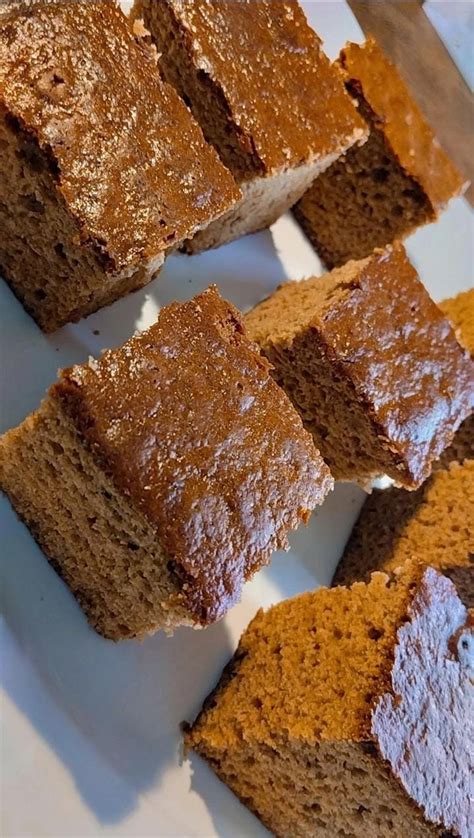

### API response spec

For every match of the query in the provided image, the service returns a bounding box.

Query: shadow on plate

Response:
[0,495,235,825]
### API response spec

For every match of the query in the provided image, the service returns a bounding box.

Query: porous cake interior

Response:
[440,288,474,354]
[245,264,407,485]
[334,459,474,607]
[0,110,158,331]
[188,571,436,837]
[0,395,189,638]
[294,98,432,269]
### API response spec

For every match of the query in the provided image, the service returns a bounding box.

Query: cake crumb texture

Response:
[334,459,474,607]
[187,566,472,836]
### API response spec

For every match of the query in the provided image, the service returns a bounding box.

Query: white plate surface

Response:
[1,3,473,836]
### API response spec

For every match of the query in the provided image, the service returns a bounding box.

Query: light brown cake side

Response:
[0,287,331,638]
[439,288,474,354]
[186,567,472,837]
[0,394,190,639]
[0,2,239,330]
[333,460,474,607]
[133,0,367,252]
[294,37,465,268]
[245,245,474,488]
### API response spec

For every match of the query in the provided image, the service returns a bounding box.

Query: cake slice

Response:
[186,565,473,837]
[334,459,473,607]
[0,1,239,331]
[132,0,367,252]
[0,287,331,639]
[245,243,474,488]
[294,37,466,268]
[437,288,474,466]
[334,287,474,605]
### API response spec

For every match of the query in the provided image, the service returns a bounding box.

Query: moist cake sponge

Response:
[245,244,474,488]
[0,1,239,331]
[0,287,331,639]
[294,37,466,268]
[334,459,474,607]
[133,0,367,252]
[186,565,473,837]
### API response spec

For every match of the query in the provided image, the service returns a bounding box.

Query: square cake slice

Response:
[133,0,367,252]
[186,566,473,837]
[437,287,474,468]
[294,37,466,268]
[0,287,332,639]
[245,244,474,488]
[0,1,239,331]
[334,459,474,607]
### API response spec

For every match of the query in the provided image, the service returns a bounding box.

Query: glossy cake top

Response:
[340,38,466,209]
[53,287,332,624]
[247,244,474,487]
[0,0,239,271]
[158,0,367,174]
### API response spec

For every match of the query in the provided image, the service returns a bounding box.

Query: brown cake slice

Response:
[334,286,474,604]
[0,287,332,639]
[186,565,473,837]
[0,1,239,331]
[437,288,474,466]
[333,460,474,607]
[294,37,466,268]
[132,0,367,252]
[245,243,474,488]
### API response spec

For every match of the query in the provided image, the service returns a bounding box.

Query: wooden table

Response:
[348,0,474,205]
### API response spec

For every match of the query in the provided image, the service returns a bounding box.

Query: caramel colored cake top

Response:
[247,244,474,487]
[340,38,466,209]
[159,0,367,175]
[53,287,331,624]
[0,1,239,272]
[440,288,474,356]
[188,567,472,836]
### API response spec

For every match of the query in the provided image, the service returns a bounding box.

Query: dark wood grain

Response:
[348,1,474,205]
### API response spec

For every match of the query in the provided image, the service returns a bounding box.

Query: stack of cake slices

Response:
[0,2,472,837]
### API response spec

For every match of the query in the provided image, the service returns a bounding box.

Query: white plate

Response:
[1,3,473,836]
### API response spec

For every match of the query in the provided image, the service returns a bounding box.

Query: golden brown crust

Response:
[340,38,466,210]
[53,287,332,624]
[0,0,239,272]
[145,0,367,178]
